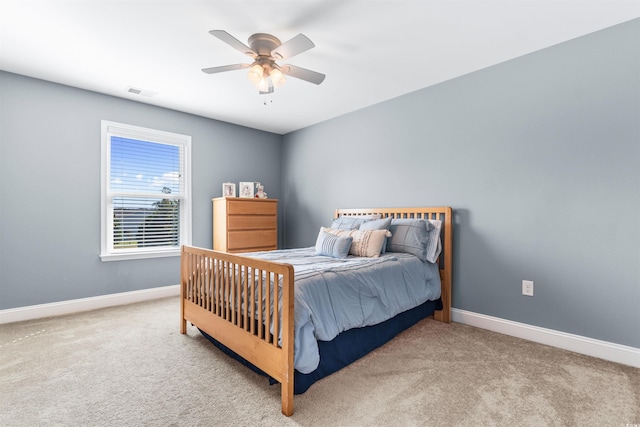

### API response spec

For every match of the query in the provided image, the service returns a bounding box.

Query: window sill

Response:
[100,249,180,262]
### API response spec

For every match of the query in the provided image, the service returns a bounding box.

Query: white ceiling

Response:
[1,1,639,135]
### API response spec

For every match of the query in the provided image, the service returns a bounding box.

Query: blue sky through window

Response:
[110,136,180,196]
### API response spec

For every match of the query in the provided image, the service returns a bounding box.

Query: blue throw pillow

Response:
[386,219,434,262]
[315,230,353,258]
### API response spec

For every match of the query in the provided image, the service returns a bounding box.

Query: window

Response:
[101,121,191,261]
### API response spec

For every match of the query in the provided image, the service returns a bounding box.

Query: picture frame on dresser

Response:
[222,182,236,197]
[239,182,255,198]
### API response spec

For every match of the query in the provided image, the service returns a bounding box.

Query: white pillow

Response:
[426,219,442,263]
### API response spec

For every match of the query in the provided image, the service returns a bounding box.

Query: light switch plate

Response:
[522,280,534,296]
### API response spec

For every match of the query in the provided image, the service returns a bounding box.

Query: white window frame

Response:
[100,120,192,261]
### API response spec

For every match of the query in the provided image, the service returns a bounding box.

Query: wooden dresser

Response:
[212,197,278,253]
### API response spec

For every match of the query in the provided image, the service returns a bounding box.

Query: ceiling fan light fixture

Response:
[270,68,286,88]
[256,76,270,92]
[247,64,263,85]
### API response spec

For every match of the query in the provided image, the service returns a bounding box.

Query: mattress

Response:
[240,247,442,374]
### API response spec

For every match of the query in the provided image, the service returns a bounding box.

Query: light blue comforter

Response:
[245,247,441,374]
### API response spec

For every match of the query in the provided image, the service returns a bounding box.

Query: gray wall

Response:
[2,20,638,350]
[0,71,282,309]
[281,20,640,348]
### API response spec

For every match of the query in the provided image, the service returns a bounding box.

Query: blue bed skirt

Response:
[199,297,442,394]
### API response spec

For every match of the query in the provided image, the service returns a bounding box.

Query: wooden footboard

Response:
[180,246,295,416]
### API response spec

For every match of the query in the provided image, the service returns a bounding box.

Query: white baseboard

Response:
[452,308,640,368]
[0,285,180,325]
[3,294,637,368]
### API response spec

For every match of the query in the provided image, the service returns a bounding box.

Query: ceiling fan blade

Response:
[271,34,315,61]
[281,64,325,85]
[202,64,250,74]
[209,30,256,58]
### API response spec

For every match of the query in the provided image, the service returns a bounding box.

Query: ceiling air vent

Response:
[127,87,157,97]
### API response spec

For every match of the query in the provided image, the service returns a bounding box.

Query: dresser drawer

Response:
[228,215,276,230]
[227,230,277,252]
[227,200,278,215]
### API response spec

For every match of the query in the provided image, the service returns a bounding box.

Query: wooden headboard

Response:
[334,207,452,323]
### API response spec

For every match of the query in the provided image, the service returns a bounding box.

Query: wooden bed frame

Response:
[180,206,452,416]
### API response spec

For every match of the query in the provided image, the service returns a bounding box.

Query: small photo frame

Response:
[239,182,255,198]
[222,182,236,197]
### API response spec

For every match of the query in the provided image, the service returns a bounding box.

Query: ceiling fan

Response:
[202,30,325,94]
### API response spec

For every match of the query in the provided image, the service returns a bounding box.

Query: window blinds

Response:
[109,137,183,250]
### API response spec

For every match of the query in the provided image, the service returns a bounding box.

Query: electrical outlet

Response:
[522,280,534,296]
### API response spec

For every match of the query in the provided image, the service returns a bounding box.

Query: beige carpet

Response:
[1,296,637,426]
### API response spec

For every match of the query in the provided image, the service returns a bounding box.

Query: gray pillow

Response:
[359,217,392,253]
[386,219,434,262]
[330,214,381,230]
[315,230,353,258]
[359,217,392,231]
